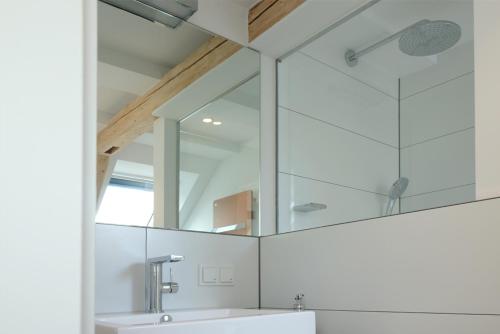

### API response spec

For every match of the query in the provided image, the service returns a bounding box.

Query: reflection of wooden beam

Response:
[96,154,116,206]
[97,36,241,156]
[96,154,109,193]
[97,2,304,157]
[248,0,305,42]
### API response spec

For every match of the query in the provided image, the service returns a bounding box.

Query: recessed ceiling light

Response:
[213,121,222,126]
[202,118,213,123]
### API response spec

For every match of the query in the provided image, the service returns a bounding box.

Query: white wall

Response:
[400,42,475,212]
[147,228,259,310]
[474,0,500,199]
[184,144,260,232]
[261,198,500,333]
[249,0,366,58]
[95,224,146,313]
[0,1,94,334]
[179,152,219,227]
[188,0,250,45]
[278,51,399,232]
[95,224,259,313]
[259,54,277,236]
[262,2,500,334]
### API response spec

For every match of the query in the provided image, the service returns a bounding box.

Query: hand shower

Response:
[384,177,409,216]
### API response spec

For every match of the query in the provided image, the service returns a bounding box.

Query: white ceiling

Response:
[231,0,261,8]
[98,2,212,70]
[125,75,260,162]
[97,2,213,132]
[180,75,260,147]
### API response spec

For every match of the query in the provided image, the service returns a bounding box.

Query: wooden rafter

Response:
[97,36,240,156]
[248,0,305,42]
[96,1,305,200]
[248,0,279,24]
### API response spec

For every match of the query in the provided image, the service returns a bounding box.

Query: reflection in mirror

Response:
[178,75,260,236]
[96,1,213,227]
[278,1,475,233]
[95,1,261,235]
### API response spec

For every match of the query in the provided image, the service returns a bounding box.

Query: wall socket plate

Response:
[198,265,235,286]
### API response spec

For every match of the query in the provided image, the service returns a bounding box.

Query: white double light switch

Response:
[199,265,234,286]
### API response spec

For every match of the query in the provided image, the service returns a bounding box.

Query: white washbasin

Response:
[96,308,315,334]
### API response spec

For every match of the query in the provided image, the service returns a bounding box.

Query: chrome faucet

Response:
[146,254,184,313]
[293,293,305,311]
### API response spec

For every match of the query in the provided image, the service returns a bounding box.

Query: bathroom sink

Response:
[96,308,315,334]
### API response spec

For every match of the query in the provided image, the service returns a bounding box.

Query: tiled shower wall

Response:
[400,42,476,212]
[278,42,476,233]
[278,51,399,232]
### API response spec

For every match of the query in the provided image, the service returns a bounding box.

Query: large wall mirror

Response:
[278,0,475,233]
[96,0,479,238]
[95,0,260,236]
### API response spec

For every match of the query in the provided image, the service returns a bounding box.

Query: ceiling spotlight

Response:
[202,118,213,123]
[213,121,222,126]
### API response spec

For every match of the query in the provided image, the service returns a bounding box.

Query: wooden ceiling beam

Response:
[97,2,305,157]
[248,0,279,24]
[97,36,239,156]
[248,0,305,42]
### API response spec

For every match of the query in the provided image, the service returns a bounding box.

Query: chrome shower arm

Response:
[346,20,429,67]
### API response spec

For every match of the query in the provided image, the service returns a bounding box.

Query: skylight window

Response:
[96,178,154,227]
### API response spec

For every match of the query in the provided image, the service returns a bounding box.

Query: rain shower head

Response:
[399,20,461,56]
[345,19,462,67]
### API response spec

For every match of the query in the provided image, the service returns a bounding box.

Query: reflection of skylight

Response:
[179,170,199,210]
[96,178,154,227]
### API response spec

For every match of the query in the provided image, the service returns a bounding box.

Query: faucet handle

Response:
[161,282,179,294]
[294,293,304,301]
[148,254,184,264]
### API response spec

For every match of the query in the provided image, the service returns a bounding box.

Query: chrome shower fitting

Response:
[345,19,461,67]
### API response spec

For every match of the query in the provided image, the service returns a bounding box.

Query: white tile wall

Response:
[315,310,500,334]
[400,41,474,99]
[278,49,399,233]
[95,224,146,313]
[400,72,474,147]
[401,184,476,213]
[297,17,400,98]
[95,224,259,314]
[279,52,398,147]
[278,173,389,232]
[147,228,259,310]
[400,128,475,197]
[399,41,475,212]
[279,107,398,195]
[261,198,500,314]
